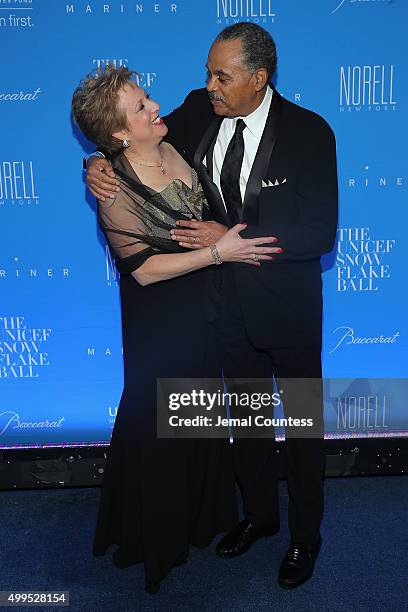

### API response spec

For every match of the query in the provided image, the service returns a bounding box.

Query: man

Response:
[86,23,338,589]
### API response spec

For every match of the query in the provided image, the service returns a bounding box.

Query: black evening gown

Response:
[92,153,238,593]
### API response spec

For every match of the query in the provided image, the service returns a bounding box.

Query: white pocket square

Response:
[262,178,287,188]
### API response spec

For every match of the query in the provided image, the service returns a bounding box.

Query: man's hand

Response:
[170,220,228,248]
[86,157,120,201]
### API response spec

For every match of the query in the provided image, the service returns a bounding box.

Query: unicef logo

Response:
[0,316,51,379]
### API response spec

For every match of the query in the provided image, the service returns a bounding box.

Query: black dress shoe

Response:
[278,534,322,589]
[216,519,279,559]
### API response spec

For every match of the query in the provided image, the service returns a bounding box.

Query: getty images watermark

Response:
[157,378,324,439]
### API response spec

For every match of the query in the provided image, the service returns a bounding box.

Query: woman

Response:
[72,66,277,593]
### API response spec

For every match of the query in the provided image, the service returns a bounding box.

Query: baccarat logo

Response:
[332,0,394,15]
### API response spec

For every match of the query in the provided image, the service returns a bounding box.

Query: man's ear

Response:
[253,68,269,92]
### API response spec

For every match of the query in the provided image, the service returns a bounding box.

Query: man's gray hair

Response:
[215,22,277,80]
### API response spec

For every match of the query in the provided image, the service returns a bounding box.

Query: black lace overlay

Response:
[97,152,210,275]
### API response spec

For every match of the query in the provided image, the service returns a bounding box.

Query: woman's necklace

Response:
[127,147,166,174]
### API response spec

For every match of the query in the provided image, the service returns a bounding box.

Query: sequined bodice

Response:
[140,168,208,240]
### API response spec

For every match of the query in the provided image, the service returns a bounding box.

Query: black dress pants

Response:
[211,269,325,547]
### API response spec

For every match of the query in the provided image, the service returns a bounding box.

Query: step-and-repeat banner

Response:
[1,0,407,447]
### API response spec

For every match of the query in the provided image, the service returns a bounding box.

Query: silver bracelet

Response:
[82,150,106,171]
[210,244,223,265]
[87,151,105,161]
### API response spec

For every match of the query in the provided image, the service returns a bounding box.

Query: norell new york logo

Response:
[216,0,276,22]
[339,64,396,112]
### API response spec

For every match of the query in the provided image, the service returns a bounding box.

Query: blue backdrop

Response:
[1,0,407,447]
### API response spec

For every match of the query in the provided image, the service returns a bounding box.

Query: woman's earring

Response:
[122,139,130,148]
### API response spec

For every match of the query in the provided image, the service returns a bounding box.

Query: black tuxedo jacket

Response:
[164,87,338,349]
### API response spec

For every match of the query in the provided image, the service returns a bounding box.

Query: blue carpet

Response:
[1,476,407,612]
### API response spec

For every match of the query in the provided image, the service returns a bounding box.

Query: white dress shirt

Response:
[207,86,273,209]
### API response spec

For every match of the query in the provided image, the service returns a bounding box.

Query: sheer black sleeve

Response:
[97,172,193,275]
[97,186,159,275]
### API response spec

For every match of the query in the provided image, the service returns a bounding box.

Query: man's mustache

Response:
[208,92,226,103]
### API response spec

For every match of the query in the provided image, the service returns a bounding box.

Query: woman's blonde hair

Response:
[72,65,139,154]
